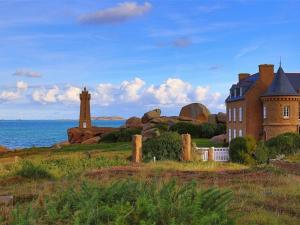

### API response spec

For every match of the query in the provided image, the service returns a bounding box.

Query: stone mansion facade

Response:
[226,64,300,142]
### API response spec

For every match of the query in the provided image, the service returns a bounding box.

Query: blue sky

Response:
[0,0,300,119]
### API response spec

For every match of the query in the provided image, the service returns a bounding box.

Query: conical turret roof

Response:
[262,66,299,96]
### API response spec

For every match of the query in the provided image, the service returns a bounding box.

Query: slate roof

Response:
[262,66,299,97]
[226,67,300,103]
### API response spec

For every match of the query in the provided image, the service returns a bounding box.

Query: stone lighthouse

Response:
[79,87,92,129]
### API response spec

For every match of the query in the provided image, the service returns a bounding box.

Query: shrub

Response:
[266,132,300,157]
[154,123,169,132]
[101,128,142,143]
[255,141,269,164]
[11,180,235,225]
[216,123,226,135]
[170,122,201,138]
[15,161,53,179]
[143,132,182,161]
[200,123,217,138]
[229,136,256,165]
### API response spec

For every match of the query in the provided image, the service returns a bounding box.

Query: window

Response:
[234,89,237,98]
[239,107,243,122]
[263,105,267,119]
[233,129,236,138]
[239,87,243,97]
[283,106,290,119]
[239,129,243,137]
[228,129,232,142]
[83,122,87,128]
[233,108,236,122]
[228,108,231,121]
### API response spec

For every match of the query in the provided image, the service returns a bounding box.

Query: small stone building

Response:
[226,64,300,141]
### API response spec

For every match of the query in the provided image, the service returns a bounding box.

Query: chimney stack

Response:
[239,73,250,82]
[259,64,274,85]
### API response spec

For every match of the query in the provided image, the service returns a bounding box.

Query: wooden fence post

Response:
[132,135,142,163]
[208,147,214,161]
[182,134,191,161]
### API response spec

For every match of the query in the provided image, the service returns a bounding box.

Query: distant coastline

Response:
[91,116,126,121]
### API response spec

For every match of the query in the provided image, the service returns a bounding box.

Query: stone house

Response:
[226,64,300,141]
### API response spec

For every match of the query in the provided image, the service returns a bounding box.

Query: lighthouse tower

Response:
[79,87,92,129]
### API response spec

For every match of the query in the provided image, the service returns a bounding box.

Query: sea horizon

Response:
[0,120,125,149]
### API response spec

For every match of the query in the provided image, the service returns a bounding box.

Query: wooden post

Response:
[132,135,142,163]
[208,147,214,161]
[181,134,191,161]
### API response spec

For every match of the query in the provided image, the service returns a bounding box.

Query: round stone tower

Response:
[261,66,300,140]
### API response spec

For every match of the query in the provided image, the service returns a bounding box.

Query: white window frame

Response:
[239,129,243,137]
[233,108,236,122]
[239,87,243,97]
[228,128,232,142]
[283,106,290,119]
[228,108,231,122]
[263,105,267,119]
[239,107,243,122]
[233,129,236,138]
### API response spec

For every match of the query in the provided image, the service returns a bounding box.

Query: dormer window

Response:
[283,106,290,119]
[240,87,243,97]
[234,89,237,98]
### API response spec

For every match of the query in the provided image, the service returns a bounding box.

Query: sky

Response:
[0,0,300,119]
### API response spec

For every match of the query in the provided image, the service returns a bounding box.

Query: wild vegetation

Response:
[0,137,299,225]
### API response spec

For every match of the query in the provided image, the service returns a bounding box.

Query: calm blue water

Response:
[0,120,125,149]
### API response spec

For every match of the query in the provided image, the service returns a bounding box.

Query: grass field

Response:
[0,139,299,225]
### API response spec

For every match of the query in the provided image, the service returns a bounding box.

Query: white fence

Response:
[195,147,230,162]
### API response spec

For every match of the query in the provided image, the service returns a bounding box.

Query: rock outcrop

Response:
[142,109,161,124]
[0,145,9,154]
[179,103,210,123]
[216,112,226,124]
[125,117,143,128]
[51,141,71,150]
[208,114,217,124]
[210,134,226,145]
[68,127,118,144]
[82,136,101,145]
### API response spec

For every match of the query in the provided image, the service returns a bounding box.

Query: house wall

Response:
[261,96,300,140]
[244,64,274,140]
[226,100,246,142]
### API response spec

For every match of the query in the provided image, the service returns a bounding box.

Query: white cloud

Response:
[32,86,60,104]
[194,86,209,101]
[120,77,145,101]
[16,81,28,91]
[235,45,259,59]
[57,86,81,103]
[0,81,28,102]
[94,83,116,106]
[146,78,192,105]
[79,2,152,24]
[20,77,225,113]
[13,69,42,78]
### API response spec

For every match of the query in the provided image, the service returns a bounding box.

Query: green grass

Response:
[285,153,300,163]
[192,138,223,147]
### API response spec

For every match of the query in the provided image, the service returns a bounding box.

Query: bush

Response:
[101,128,142,143]
[255,141,269,164]
[266,132,300,157]
[229,136,256,165]
[170,122,226,139]
[15,161,53,179]
[12,180,235,225]
[216,123,226,135]
[201,123,217,138]
[170,122,201,138]
[143,132,182,161]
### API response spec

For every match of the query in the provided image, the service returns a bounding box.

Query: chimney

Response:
[259,64,274,84]
[239,73,250,82]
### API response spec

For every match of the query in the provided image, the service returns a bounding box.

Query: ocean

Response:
[0,120,125,149]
